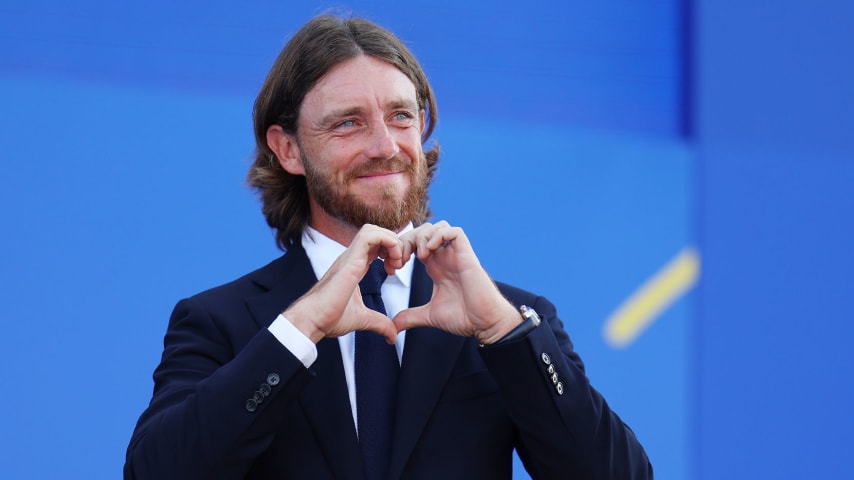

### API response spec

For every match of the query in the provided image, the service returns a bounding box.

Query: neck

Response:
[309,215,361,246]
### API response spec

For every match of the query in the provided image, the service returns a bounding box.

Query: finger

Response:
[412,222,443,260]
[361,310,399,344]
[349,225,405,271]
[400,222,433,261]
[357,224,402,256]
[378,235,405,264]
[425,224,463,251]
[406,224,451,263]
[398,229,419,261]
[392,304,431,332]
[378,237,406,273]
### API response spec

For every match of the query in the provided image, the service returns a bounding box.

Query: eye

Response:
[336,119,357,128]
[392,111,416,125]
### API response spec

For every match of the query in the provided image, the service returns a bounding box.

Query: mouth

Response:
[356,170,405,179]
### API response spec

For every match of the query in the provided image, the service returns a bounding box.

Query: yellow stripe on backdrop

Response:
[604,247,700,348]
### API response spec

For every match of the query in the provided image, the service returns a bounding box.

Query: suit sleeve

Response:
[124,297,312,480]
[479,289,654,479]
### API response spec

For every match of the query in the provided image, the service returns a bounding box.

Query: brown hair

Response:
[248,15,440,249]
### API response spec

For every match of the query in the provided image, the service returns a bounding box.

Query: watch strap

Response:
[488,305,541,346]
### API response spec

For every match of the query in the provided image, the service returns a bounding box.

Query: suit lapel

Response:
[244,245,365,480]
[244,245,317,330]
[389,260,466,479]
[300,338,365,480]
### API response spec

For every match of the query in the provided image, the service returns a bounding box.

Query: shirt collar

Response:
[301,223,414,287]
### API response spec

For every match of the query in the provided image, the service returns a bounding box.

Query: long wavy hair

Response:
[248,15,440,249]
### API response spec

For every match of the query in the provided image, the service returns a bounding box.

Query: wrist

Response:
[479,304,541,346]
[283,305,326,344]
[476,302,526,346]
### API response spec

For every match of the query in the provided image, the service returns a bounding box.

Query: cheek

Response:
[307,143,353,175]
[397,129,424,159]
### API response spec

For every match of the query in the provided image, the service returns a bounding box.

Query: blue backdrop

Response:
[1,1,851,479]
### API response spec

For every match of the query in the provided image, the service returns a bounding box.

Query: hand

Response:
[283,224,406,344]
[393,221,521,344]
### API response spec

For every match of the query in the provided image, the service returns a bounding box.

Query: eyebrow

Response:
[318,107,364,128]
[387,98,419,111]
[317,98,419,127]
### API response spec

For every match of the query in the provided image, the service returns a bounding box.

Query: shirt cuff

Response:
[268,314,318,367]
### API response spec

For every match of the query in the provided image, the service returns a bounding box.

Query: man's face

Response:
[293,55,428,234]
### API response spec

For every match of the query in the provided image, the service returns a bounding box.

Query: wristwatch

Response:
[492,305,542,345]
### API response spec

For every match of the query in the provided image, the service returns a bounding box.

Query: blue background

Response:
[0,1,851,479]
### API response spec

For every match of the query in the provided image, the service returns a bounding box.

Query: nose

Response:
[365,121,400,159]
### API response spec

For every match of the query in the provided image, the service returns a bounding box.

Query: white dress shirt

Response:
[267,224,413,427]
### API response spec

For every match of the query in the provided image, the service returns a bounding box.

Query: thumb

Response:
[362,309,399,345]
[392,304,431,332]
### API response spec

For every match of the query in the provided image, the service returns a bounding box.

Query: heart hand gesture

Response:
[284,221,520,346]
[393,221,521,345]
[282,224,406,345]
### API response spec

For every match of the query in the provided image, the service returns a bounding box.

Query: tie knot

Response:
[359,259,388,295]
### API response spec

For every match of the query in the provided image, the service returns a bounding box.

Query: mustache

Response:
[347,156,415,180]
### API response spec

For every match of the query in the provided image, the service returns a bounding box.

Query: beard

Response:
[301,151,429,232]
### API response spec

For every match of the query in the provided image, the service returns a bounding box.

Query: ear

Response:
[267,124,305,175]
[419,109,427,136]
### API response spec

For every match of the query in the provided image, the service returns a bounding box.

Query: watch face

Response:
[529,310,541,326]
[520,305,542,326]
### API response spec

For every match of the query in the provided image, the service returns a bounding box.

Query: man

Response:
[124,14,652,480]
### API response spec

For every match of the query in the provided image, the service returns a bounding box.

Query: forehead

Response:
[299,55,418,121]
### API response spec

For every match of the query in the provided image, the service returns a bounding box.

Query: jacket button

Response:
[246,398,258,412]
[551,372,559,385]
[253,391,265,404]
[541,353,551,365]
[259,383,272,397]
[267,373,280,386]
[556,382,564,395]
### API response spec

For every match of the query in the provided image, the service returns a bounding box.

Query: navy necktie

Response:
[355,259,399,480]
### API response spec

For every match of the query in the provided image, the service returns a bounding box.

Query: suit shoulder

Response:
[495,281,540,305]
[495,281,563,322]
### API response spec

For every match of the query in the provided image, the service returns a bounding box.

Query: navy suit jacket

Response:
[125,244,652,479]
